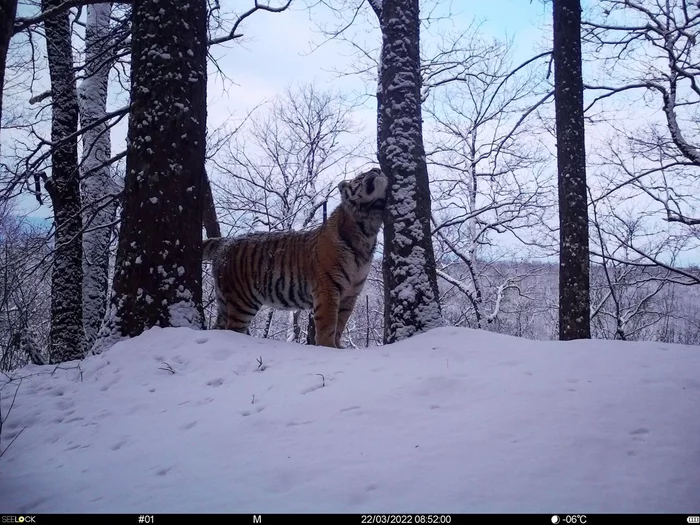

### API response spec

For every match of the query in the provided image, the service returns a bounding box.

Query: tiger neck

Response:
[334,203,383,240]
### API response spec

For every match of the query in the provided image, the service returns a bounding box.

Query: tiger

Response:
[202,167,388,348]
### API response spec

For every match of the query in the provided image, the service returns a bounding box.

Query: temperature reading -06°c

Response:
[551,515,587,524]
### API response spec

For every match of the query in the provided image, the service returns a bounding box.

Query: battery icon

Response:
[687,517,699,523]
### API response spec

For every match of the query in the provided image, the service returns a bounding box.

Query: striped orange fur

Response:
[203,168,388,348]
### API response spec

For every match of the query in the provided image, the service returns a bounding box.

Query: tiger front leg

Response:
[335,294,359,348]
[312,289,340,348]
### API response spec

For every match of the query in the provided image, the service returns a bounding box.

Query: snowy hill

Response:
[1,327,699,513]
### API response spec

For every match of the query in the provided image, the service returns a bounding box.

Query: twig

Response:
[159,363,175,374]
[0,426,26,459]
[316,373,325,387]
[0,377,24,454]
[50,363,84,381]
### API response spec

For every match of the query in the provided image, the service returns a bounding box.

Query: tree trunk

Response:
[263,309,274,339]
[79,3,119,351]
[552,0,591,340]
[377,0,442,344]
[292,310,302,343]
[0,0,19,153]
[93,0,208,352]
[202,169,221,238]
[42,0,85,363]
[365,294,370,347]
[307,311,316,345]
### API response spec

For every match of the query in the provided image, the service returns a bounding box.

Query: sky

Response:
[207,0,549,137]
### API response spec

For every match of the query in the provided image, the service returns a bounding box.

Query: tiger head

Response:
[338,168,388,217]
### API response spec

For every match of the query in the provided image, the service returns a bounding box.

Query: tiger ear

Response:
[338,180,349,196]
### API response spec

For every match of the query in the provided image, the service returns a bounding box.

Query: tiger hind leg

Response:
[224,300,258,335]
[213,304,227,330]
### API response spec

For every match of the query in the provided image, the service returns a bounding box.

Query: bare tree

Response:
[0,0,19,149]
[0,205,51,370]
[79,3,121,350]
[425,32,555,330]
[374,0,443,344]
[552,0,591,340]
[583,0,700,285]
[42,0,85,362]
[589,193,674,340]
[93,0,209,352]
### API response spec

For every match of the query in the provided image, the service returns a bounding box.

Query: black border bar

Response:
[1,514,697,524]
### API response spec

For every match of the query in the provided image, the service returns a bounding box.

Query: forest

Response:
[1,0,700,371]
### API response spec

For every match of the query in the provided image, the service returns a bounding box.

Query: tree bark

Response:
[79,3,119,351]
[552,0,591,340]
[0,0,19,152]
[42,0,85,362]
[377,0,442,344]
[93,0,208,352]
[306,311,316,345]
[202,169,221,238]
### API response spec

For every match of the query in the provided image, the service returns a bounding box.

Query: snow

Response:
[1,327,699,513]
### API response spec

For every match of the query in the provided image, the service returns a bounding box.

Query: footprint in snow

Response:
[630,428,650,436]
[181,421,198,430]
[110,439,128,451]
[240,406,265,417]
[286,420,313,427]
[100,377,120,392]
[195,337,208,345]
[300,384,324,395]
[207,378,224,387]
[55,398,75,410]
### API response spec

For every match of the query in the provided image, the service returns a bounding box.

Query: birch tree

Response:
[93,0,208,352]
[79,3,120,350]
[372,0,443,344]
[552,0,591,340]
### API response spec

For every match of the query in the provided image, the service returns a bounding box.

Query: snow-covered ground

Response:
[1,326,699,513]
